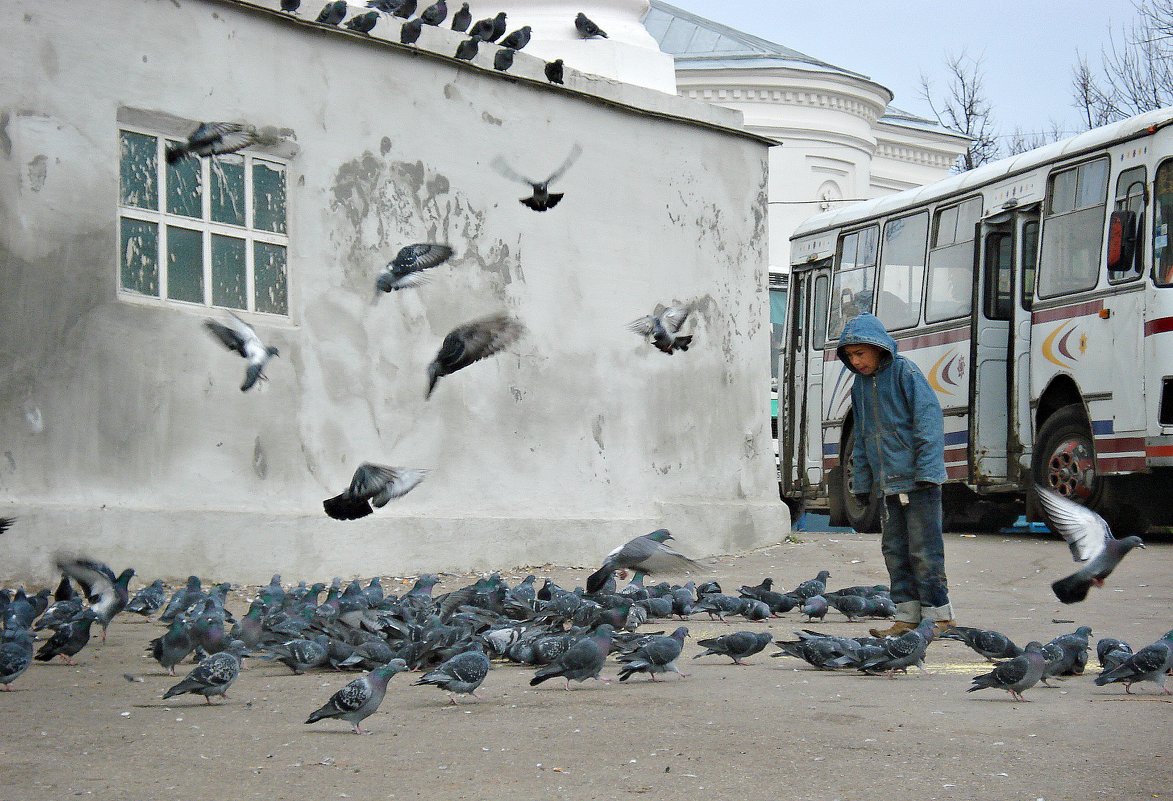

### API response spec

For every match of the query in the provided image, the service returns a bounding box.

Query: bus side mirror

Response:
[1106,210,1136,273]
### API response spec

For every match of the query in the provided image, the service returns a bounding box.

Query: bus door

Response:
[1009,209,1040,484]
[782,262,831,499]
[970,211,1020,485]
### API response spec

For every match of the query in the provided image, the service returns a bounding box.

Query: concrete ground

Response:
[2,527,1170,801]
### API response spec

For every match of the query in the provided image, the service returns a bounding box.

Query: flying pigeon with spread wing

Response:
[426,313,525,399]
[491,144,583,212]
[204,313,280,392]
[323,463,427,521]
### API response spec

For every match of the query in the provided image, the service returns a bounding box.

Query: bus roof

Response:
[790,106,1173,248]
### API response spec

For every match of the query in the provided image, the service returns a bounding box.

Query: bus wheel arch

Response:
[836,419,881,533]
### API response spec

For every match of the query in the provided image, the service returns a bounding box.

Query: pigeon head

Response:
[267,346,281,358]
[1119,535,1145,552]
[647,529,672,543]
[374,658,409,677]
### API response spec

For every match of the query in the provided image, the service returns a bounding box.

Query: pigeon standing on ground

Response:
[323,463,427,520]
[491,143,583,212]
[627,302,696,355]
[575,12,607,38]
[455,35,482,61]
[425,313,525,399]
[375,243,454,294]
[34,610,99,665]
[344,10,379,32]
[692,631,773,665]
[412,647,490,703]
[966,641,1047,701]
[1096,637,1134,672]
[148,619,195,676]
[315,0,348,24]
[162,641,249,704]
[55,556,135,641]
[499,25,531,50]
[586,529,703,594]
[544,59,565,84]
[306,659,410,733]
[126,579,167,617]
[166,122,259,164]
[617,626,688,681]
[858,619,937,676]
[801,595,829,623]
[0,628,35,690]
[939,625,1024,662]
[1036,486,1145,603]
[530,625,614,689]
[450,2,471,31]
[203,313,280,392]
[1094,630,1173,694]
[493,48,515,72]
[795,570,832,600]
[419,0,447,25]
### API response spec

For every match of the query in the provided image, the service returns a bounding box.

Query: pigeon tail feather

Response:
[1051,574,1092,604]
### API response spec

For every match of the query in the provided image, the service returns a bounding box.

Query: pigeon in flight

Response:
[627,302,695,354]
[426,313,525,399]
[419,0,447,25]
[966,641,1047,701]
[575,12,607,38]
[544,59,565,84]
[306,659,409,733]
[375,243,454,294]
[493,47,515,72]
[499,25,531,50]
[491,143,583,212]
[1036,486,1145,604]
[204,313,280,392]
[166,122,259,164]
[450,2,471,31]
[344,10,379,33]
[323,463,428,521]
[455,35,482,61]
[1093,630,1173,694]
[55,555,135,641]
[586,529,703,594]
[0,517,13,535]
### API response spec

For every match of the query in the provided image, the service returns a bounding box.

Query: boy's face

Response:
[844,343,884,376]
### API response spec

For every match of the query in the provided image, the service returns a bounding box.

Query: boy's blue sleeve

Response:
[848,383,874,494]
[903,364,946,483]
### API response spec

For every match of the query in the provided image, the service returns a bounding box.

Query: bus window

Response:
[1109,165,1146,283]
[1021,221,1039,309]
[983,232,1013,320]
[877,212,928,331]
[812,273,830,349]
[926,196,981,322]
[827,226,878,339]
[1038,157,1109,298]
[1152,159,1173,286]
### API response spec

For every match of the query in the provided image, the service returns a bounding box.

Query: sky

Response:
[658,0,1143,149]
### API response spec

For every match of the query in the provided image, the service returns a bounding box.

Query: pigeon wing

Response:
[369,468,428,508]
[391,243,454,273]
[55,556,115,603]
[347,463,402,501]
[1036,487,1110,562]
[204,320,249,357]
[659,303,693,335]
[626,315,656,336]
[490,156,537,187]
[544,143,583,184]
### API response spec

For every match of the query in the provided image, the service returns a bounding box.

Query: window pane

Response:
[925,242,973,322]
[812,274,829,349]
[167,226,204,303]
[253,160,287,234]
[983,233,1013,320]
[934,205,959,247]
[1050,168,1077,215]
[119,131,158,210]
[828,267,875,339]
[1038,206,1104,297]
[166,148,203,219]
[120,218,159,296]
[211,155,246,226]
[212,234,248,309]
[1021,221,1039,309]
[254,242,288,314]
[1155,160,1173,286]
[1076,159,1109,209]
[838,231,859,271]
[858,226,879,267]
[956,198,982,242]
[877,213,928,331]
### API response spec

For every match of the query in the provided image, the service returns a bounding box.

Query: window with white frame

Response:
[118,127,289,315]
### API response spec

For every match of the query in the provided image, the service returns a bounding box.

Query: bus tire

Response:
[840,427,881,533]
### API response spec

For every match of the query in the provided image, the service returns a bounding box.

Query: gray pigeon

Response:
[315,0,348,24]
[166,122,259,163]
[419,0,446,25]
[344,10,379,32]
[824,592,868,622]
[162,641,248,704]
[126,579,167,617]
[530,625,614,689]
[795,570,832,600]
[412,647,490,703]
[692,631,773,665]
[544,59,564,84]
[801,594,829,623]
[0,628,35,690]
[493,47,515,72]
[586,529,703,594]
[204,313,280,392]
[306,659,409,733]
[323,463,427,520]
[455,35,482,61]
[627,302,695,355]
[1096,637,1134,672]
[939,626,1024,662]
[54,556,135,641]
[147,619,196,676]
[617,626,688,681]
[574,12,607,38]
[426,313,525,399]
[261,635,331,674]
[499,25,531,50]
[966,641,1047,701]
[1094,630,1173,694]
[859,619,937,676]
[450,3,471,31]
[491,144,583,212]
[375,243,454,294]
[400,17,423,44]
[1036,486,1145,603]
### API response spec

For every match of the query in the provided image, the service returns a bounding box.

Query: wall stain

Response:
[481,111,502,127]
[253,436,268,479]
[26,154,47,192]
[379,136,392,156]
[0,111,11,158]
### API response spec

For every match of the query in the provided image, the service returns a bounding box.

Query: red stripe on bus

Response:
[1147,444,1173,457]
[944,447,968,462]
[945,465,968,479]
[1030,299,1103,324]
[1094,436,1146,453]
[823,458,839,469]
[1097,456,1146,472]
[897,326,970,352]
[1143,317,1173,336]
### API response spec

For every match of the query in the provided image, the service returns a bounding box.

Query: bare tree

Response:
[1071,0,1172,127]
[1004,120,1067,156]
[920,51,1000,172]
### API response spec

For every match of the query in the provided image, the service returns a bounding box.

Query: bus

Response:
[781,107,1173,533]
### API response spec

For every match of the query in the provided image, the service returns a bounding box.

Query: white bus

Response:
[781,107,1173,532]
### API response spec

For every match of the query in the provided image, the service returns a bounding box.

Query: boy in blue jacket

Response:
[836,313,955,637]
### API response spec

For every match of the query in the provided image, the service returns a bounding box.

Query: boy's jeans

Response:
[881,484,954,623]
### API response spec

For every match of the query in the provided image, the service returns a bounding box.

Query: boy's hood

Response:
[836,313,896,373]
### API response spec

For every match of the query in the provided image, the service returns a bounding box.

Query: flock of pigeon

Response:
[1,525,1170,738]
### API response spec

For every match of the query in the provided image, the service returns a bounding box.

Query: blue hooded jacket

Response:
[835,313,946,496]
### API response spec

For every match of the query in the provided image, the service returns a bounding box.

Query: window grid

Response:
[117,125,289,316]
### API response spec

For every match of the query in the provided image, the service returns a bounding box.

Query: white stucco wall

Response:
[0,0,786,584]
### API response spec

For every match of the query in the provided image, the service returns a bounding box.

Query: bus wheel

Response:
[1031,404,1101,507]
[841,428,881,533]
